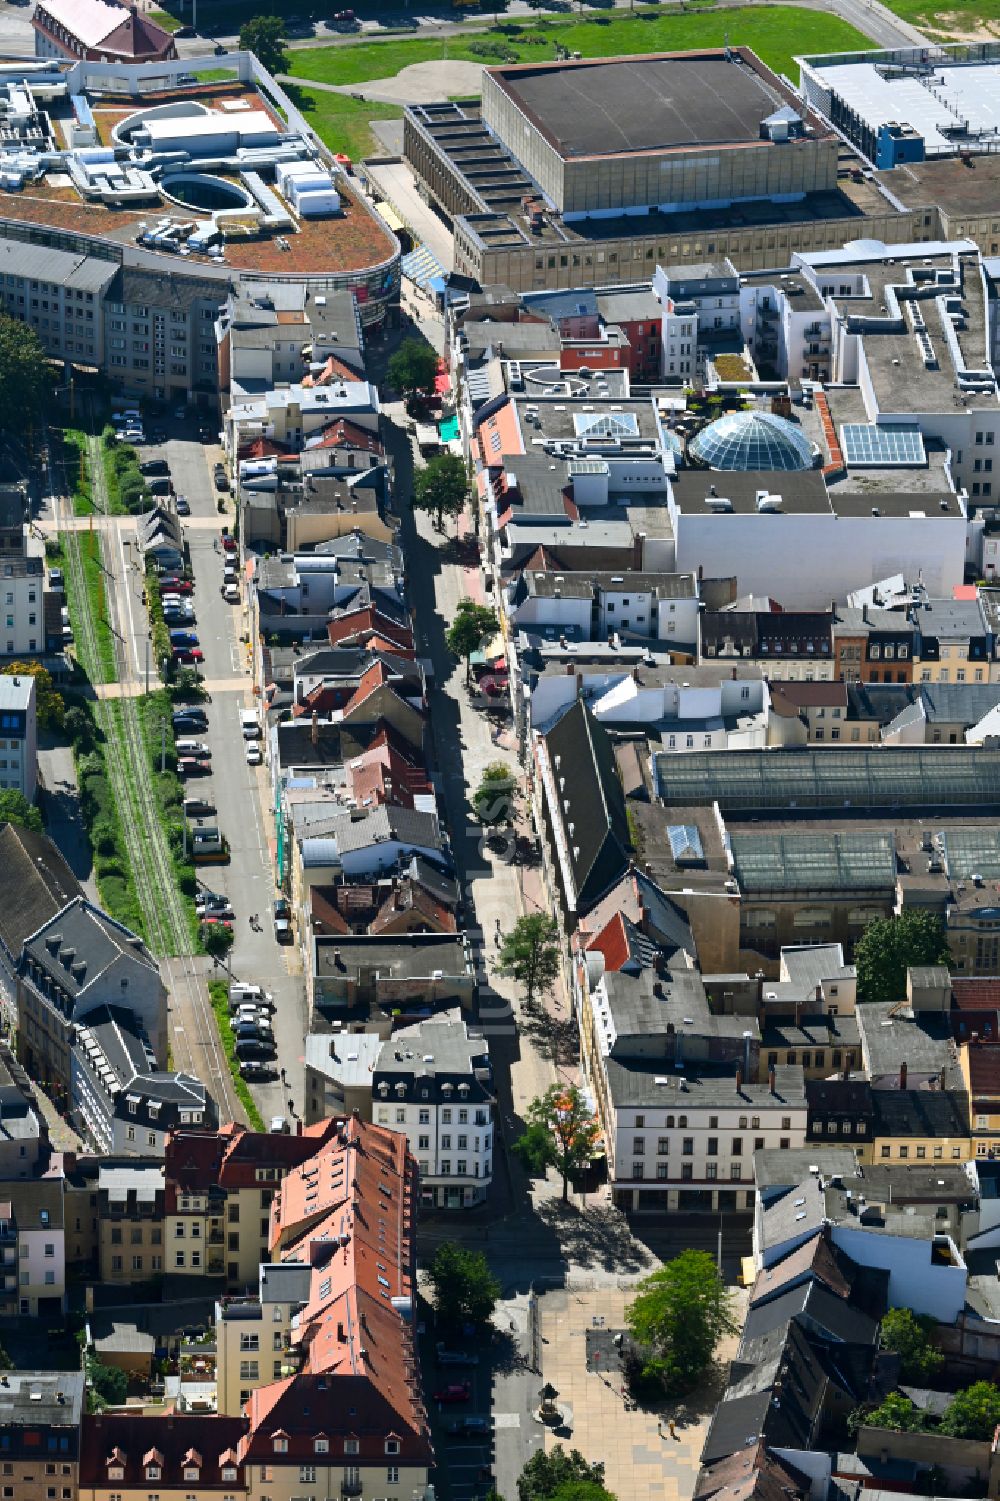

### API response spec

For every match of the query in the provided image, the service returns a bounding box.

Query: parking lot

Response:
[135,409,310,1124]
[423,1338,498,1501]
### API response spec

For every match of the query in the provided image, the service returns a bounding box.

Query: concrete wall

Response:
[830,1222,967,1321]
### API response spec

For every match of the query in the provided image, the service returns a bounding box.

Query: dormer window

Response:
[345,1439,359,1455]
[184,1467,199,1481]
[146,1466,160,1480]
[386,1439,400,1456]
[273,1437,288,1454]
[222,1467,237,1481]
[315,1438,329,1454]
[108,1468,123,1481]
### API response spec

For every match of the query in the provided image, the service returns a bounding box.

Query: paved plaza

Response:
[539,1287,746,1501]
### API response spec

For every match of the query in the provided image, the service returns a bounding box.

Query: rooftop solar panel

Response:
[841,423,927,468]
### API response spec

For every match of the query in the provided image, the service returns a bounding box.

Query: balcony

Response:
[342,1481,364,1497]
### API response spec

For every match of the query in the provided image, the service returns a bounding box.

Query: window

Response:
[388,1467,400,1485]
[315,1439,329,1454]
[682,1137,693,1155]
[299,1466,316,1484]
[272,1437,288,1454]
[345,1440,359,1456]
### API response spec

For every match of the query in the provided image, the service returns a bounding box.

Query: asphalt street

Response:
[157,420,310,1129]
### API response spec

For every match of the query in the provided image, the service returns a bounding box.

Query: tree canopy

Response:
[201,922,234,959]
[853,1391,926,1434]
[0,314,50,435]
[519,1084,600,1202]
[413,453,467,531]
[85,1356,127,1412]
[879,1308,943,1384]
[517,1446,611,1501]
[238,16,288,73]
[626,1249,738,1396]
[472,761,516,825]
[445,598,499,683]
[854,910,950,1004]
[426,1243,500,1330]
[939,1382,1000,1441]
[0,789,42,835]
[498,913,560,1005]
[388,338,440,396]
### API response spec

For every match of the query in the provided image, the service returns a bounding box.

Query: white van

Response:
[239,709,261,741]
[229,982,270,1008]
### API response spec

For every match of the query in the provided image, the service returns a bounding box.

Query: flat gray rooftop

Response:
[491,54,791,158]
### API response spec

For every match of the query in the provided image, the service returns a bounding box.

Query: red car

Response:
[433,1383,471,1404]
[173,647,204,664]
[200,915,233,928]
[160,577,193,594]
[222,535,237,553]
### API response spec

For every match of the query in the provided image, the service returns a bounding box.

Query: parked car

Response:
[160,577,192,594]
[239,1060,277,1081]
[49,567,64,590]
[197,898,234,920]
[177,755,210,776]
[223,583,240,604]
[175,497,191,516]
[246,743,262,766]
[433,1384,471,1405]
[213,465,229,492]
[140,459,169,477]
[273,903,292,944]
[173,647,204,665]
[222,534,237,552]
[148,477,173,496]
[229,982,271,1006]
[176,739,210,757]
[447,1417,490,1437]
[174,708,207,728]
[182,796,215,816]
[235,1037,275,1061]
[436,1345,480,1367]
[240,710,261,740]
[169,630,200,646]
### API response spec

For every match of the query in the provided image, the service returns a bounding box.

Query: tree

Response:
[473,761,516,825]
[201,922,234,959]
[510,1120,553,1176]
[64,704,95,750]
[85,1356,127,1412]
[855,910,950,1003]
[851,1390,926,1434]
[426,1243,500,1330]
[388,338,439,396]
[0,789,42,834]
[238,15,288,73]
[2,662,64,731]
[445,598,499,684]
[519,1084,600,1202]
[880,1307,943,1384]
[413,453,467,531]
[940,1382,1000,1440]
[0,313,49,434]
[626,1249,738,1397]
[498,913,560,1005]
[518,1448,611,1501]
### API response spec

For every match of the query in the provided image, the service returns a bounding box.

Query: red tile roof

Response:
[953,979,1000,1009]
[237,1118,430,1467]
[164,1121,342,1207]
[306,418,384,456]
[967,1043,1000,1100]
[328,607,414,652]
[346,739,432,811]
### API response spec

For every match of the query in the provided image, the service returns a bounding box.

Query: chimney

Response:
[742,1029,753,1080]
[862,604,869,623]
[735,1067,743,1094]
[311,710,319,747]
[633,532,643,569]
[769,1066,776,1095]
[899,1060,907,1090]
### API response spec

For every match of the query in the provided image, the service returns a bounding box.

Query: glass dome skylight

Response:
[687,410,815,472]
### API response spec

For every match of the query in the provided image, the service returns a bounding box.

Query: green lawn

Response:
[285,83,403,160]
[881,0,1000,33]
[287,6,875,89]
[149,7,182,29]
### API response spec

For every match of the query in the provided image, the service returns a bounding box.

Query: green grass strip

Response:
[209,979,266,1132]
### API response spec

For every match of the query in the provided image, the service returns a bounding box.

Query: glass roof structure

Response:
[841,423,926,468]
[687,410,815,471]
[730,830,897,891]
[653,748,1000,812]
[938,828,1000,881]
[573,411,640,441]
[667,824,704,864]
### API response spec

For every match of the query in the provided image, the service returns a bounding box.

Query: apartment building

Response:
[96,1162,164,1286]
[306,1016,495,1208]
[240,1117,431,1501]
[8,1176,65,1317]
[17,898,166,1108]
[0,672,36,801]
[78,1413,247,1501]
[164,1121,343,1291]
[0,1370,84,1501]
[215,1262,312,1416]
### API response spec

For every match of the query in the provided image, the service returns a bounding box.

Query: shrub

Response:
[91,820,118,857]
